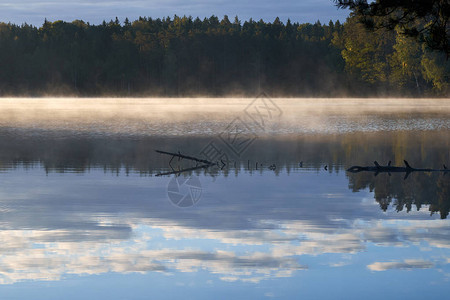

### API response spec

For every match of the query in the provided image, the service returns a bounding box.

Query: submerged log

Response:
[347,160,449,179]
[155,164,212,177]
[155,149,216,176]
[155,150,214,165]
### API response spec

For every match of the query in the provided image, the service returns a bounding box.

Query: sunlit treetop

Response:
[335,0,450,57]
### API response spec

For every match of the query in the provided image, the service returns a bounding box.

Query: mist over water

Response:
[0,97,449,299]
[0,98,449,136]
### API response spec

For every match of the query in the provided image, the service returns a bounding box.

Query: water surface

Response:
[0,98,449,299]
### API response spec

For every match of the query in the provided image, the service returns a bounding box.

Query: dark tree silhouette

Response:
[335,0,450,57]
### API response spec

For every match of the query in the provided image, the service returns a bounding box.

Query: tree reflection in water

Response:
[0,129,448,218]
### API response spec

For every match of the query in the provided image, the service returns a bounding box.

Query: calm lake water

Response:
[0,97,449,299]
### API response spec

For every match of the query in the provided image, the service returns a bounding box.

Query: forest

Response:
[0,14,448,97]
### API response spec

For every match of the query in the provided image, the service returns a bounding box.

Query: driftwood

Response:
[155,164,212,177]
[347,160,449,179]
[155,150,214,165]
[155,149,216,176]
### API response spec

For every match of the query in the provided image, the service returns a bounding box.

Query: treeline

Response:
[0,15,448,96]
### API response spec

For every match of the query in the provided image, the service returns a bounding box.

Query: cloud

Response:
[363,227,404,247]
[367,259,434,271]
[328,261,351,267]
[0,164,448,285]
[0,214,448,284]
[402,225,450,249]
[0,227,307,284]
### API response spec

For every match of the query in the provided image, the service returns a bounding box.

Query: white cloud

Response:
[329,261,351,267]
[0,226,307,284]
[367,259,434,271]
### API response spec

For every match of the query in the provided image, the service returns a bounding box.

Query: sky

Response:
[0,0,350,27]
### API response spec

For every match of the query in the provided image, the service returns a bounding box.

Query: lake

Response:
[0,97,449,299]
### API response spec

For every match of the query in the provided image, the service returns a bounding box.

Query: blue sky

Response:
[0,0,349,26]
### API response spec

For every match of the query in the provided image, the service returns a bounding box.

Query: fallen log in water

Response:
[155,164,212,177]
[347,160,449,179]
[155,150,214,165]
[155,149,216,176]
